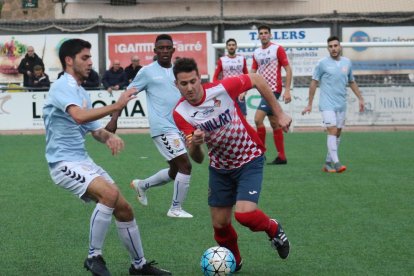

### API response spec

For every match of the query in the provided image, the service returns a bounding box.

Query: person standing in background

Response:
[102,59,127,95]
[302,36,364,173]
[251,25,292,165]
[125,55,143,84]
[18,46,45,87]
[213,38,249,117]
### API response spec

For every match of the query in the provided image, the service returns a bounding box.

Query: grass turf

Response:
[0,131,413,275]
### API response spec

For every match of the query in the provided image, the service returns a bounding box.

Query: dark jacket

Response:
[102,67,127,89]
[28,73,50,89]
[125,64,142,83]
[82,69,100,89]
[17,53,45,87]
[57,69,100,89]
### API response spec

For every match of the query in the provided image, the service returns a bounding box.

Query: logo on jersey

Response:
[213,97,221,107]
[199,108,232,132]
[191,111,199,117]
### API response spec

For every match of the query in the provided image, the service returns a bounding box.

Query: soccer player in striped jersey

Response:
[302,36,364,173]
[213,38,249,117]
[173,57,291,271]
[252,25,293,165]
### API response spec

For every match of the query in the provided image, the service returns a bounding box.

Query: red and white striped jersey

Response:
[173,75,264,170]
[213,55,248,81]
[251,42,289,92]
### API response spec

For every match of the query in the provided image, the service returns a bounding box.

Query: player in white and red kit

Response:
[252,25,292,165]
[213,38,249,116]
[172,58,291,271]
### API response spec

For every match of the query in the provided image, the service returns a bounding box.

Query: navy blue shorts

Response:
[257,92,281,115]
[236,98,247,116]
[208,155,265,207]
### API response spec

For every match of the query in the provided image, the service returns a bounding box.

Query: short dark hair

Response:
[59,39,91,70]
[173,57,199,79]
[33,65,43,72]
[327,36,340,44]
[257,24,271,33]
[226,38,237,45]
[155,34,173,43]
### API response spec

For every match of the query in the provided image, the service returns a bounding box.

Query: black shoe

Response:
[235,258,243,272]
[84,255,111,276]
[270,220,290,259]
[129,260,172,275]
[268,157,287,165]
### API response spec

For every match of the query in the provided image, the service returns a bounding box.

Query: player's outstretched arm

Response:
[67,87,137,124]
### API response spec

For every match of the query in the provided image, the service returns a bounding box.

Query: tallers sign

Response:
[106,32,211,76]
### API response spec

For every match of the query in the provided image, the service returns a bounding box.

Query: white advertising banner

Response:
[244,86,414,127]
[1,87,413,131]
[0,90,148,130]
[0,34,99,84]
[342,26,414,74]
[223,28,331,76]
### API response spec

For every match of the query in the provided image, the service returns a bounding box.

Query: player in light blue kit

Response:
[43,39,171,276]
[302,36,364,173]
[107,34,193,218]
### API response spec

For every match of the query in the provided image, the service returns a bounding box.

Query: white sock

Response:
[116,219,146,269]
[140,168,172,190]
[171,172,191,210]
[88,203,114,258]
[325,152,332,163]
[327,135,339,164]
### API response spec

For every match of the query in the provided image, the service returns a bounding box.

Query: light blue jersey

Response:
[312,56,355,112]
[43,73,101,164]
[128,61,181,137]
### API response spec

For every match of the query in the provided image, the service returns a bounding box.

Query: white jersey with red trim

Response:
[173,75,264,170]
[252,42,289,92]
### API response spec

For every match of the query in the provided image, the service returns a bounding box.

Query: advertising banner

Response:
[342,26,414,74]
[106,31,213,77]
[244,86,414,127]
[0,90,148,130]
[0,34,99,84]
[224,28,331,76]
[1,86,413,131]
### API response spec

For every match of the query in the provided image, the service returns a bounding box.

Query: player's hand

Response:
[301,105,312,115]
[359,98,365,112]
[116,87,137,109]
[278,113,292,133]
[238,92,246,102]
[190,129,205,146]
[283,89,292,104]
[106,134,124,155]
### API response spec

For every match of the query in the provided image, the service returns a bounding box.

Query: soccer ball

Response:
[200,246,236,276]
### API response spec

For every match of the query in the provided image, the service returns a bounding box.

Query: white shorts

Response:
[49,158,114,202]
[321,110,346,129]
[153,132,187,161]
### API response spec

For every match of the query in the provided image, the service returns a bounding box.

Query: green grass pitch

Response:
[0,131,413,275]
